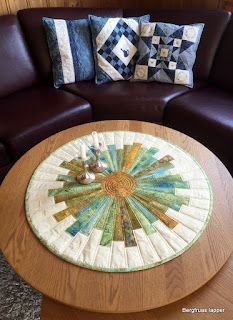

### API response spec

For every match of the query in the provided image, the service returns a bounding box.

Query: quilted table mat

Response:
[25,131,213,272]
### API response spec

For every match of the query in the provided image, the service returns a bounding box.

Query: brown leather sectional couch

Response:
[0,7,233,182]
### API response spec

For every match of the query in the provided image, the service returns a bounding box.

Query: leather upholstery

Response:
[17,8,123,82]
[0,85,92,159]
[210,18,233,92]
[124,9,231,80]
[64,81,204,123]
[0,15,38,98]
[0,8,232,183]
[0,163,13,184]
[0,142,11,167]
[164,86,233,175]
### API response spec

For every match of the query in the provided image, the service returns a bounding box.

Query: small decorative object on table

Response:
[76,142,95,184]
[89,131,108,173]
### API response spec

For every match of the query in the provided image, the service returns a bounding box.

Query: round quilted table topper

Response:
[25,131,213,272]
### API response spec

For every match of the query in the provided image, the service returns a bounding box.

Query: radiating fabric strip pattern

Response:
[25,131,213,272]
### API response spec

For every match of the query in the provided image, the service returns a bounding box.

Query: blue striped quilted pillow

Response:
[42,17,95,88]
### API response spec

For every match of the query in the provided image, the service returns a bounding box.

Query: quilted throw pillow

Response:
[133,22,204,88]
[42,17,95,88]
[89,15,150,84]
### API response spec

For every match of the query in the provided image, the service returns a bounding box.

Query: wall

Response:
[0,0,232,15]
[223,0,233,10]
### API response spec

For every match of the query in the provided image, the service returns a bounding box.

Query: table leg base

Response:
[41,297,81,320]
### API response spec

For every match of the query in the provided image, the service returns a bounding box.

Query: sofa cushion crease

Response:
[64,80,205,122]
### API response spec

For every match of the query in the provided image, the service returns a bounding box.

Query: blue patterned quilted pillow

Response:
[42,17,95,88]
[89,15,150,84]
[133,22,204,88]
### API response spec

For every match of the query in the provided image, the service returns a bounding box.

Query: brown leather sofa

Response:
[0,7,232,182]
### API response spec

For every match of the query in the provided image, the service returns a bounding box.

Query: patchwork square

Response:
[173,38,182,47]
[42,17,95,88]
[89,15,150,84]
[158,45,173,60]
[169,61,177,70]
[133,22,204,87]
[134,65,148,80]
[152,35,160,44]
[140,22,156,36]
[148,58,157,67]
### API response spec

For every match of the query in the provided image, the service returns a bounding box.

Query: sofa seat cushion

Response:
[0,142,11,167]
[164,86,233,174]
[64,81,204,122]
[0,85,92,159]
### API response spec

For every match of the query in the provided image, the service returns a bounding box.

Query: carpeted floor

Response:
[0,252,42,320]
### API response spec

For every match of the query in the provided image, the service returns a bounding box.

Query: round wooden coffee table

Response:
[0,120,233,315]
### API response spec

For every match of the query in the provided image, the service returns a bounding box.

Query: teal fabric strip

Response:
[130,150,157,175]
[95,198,113,230]
[107,145,118,171]
[100,199,117,246]
[135,188,189,211]
[101,150,115,172]
[117,149,123,172]
[65,191,102,207]
[136,164,174,180]
[138,185,176,194]
[66,195,105,236]
[127,148,145,174]
[126,197,156,235]
[128,147,158,175]
[120,200,137,247]
[48,182,100,197]
[141,181,190,189]
[138,174,183,183]
[75,195,104,218]
[80,196,111,235]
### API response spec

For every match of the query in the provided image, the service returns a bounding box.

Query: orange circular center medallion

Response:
[101,172,136,197]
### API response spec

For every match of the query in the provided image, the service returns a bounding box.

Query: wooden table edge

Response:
[1,120,233,313]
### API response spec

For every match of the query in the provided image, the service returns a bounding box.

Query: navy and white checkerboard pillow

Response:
[89,15,150,84]
[133,22,204,87]
[43,17,95,88]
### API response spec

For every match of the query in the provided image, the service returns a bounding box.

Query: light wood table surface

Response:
[40,253,233,320]
[0,120,233,315]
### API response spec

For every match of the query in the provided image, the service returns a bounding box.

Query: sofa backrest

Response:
[124,9,231,81]
[17,8,123,82]
[0,15,38,98]
[209,18,233,92]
